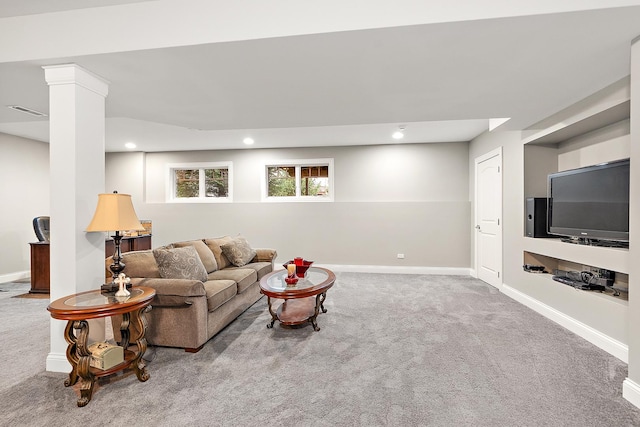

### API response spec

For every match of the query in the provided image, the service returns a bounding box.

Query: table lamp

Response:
[86,191,145,292]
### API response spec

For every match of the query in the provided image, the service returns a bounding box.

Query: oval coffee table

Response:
[259,267,335,331]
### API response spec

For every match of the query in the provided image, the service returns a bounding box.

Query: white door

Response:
[475,148,502,288]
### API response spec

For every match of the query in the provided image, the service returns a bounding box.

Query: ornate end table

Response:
[259,267,335,331]
[47,286,155,407]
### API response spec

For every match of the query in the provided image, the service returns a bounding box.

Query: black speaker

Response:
[525,197,552,238]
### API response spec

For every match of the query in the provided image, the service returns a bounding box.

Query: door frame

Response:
[473,146,503,286]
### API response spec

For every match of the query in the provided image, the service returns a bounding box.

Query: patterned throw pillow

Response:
[220,236,257,267]
[153,246,208,282]
[171,239,218,273]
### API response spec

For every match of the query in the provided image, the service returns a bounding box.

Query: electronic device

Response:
[552,269,613,292]
[551,275,605,291]
[547,158,630,245]
[523,264,546,273]
[525,197,552,238]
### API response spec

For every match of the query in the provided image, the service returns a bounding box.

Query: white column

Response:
[623,36,640,408]
[43,64,109,373]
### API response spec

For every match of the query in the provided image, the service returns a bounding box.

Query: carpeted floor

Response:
[1,273,639,426]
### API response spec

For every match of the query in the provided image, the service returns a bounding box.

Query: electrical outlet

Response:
[397,253,405,259]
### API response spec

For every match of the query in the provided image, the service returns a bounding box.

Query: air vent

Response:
[7,105,47,117]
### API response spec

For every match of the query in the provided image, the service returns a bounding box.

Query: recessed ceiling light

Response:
[392,126,405,140]
[243,137,255,145]
[124,142,137,149]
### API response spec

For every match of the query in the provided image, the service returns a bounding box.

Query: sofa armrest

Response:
[253,248,277,264]
[131,277,206,307]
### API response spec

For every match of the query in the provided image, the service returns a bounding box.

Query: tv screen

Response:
[548,158,630,243]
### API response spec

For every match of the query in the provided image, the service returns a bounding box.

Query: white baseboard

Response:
[502,283,628,362]
[0,270,29,284]
[46,352,71,373]
[623,378,640,409]
[318,264,472,275]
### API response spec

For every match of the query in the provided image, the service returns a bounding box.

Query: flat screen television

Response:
[547,158,630,245]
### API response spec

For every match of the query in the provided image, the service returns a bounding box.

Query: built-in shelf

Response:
[523,237,629,274]
[518,78,631,358]
[522,99,630,146]
[522,270,628,305]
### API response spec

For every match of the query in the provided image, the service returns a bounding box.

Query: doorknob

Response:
[475,225,481,230]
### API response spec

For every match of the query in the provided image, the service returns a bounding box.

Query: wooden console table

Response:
[47,286,155,407]
[30,235,152,294]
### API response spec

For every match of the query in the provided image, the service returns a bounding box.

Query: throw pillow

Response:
[118,250,161,278]
[153,246,208,282]
[171,239,218,273]
[220,236,257,267]
[204,236,234,270]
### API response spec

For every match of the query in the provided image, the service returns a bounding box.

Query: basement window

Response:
[263,159,333,202]
[167,162,232,202]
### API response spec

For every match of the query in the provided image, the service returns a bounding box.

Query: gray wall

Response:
[108,143,472,269]
[0,133,49,281]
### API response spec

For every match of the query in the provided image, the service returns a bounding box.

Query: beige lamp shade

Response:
[86,192,145,232]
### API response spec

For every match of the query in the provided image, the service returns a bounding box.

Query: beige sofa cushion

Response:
[207,268,257,294]
[172,239,218,273]
[153,246,208,282]
[130,277,206,307]
[202,280,237,312]
[204,236,234,270]
[220,236,257,267]
[111,250,161,279]
[227,262,273,281]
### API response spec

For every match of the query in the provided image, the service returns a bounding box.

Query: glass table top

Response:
[263,267,331,292]
[64,288,145,307]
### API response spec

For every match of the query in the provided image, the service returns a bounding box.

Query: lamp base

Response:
[101,282,133,293]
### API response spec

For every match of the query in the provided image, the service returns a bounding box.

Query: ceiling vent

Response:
[7,105,48,117]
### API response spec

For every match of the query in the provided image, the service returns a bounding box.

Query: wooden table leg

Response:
[63,321,79,388]
[71,320,95,407]
[129,306,151,382]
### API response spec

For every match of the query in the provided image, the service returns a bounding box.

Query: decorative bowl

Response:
[283,259,313,278]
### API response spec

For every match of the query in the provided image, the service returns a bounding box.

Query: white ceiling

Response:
[0,2,639,152]
[0,0,152,18]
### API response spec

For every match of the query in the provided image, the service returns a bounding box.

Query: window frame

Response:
[166,161,233,203]
[262,158,334,202]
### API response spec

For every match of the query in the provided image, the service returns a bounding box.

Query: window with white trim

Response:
[167,162,232,202]
[264,159,333,201]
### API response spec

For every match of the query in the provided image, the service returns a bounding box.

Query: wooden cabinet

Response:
[29,235,152,294]
[104,234,152,255]
[29,242,50,294]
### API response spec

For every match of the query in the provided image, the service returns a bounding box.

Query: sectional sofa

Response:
[108,235,277,352]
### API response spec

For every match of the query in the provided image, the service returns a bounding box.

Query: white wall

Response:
[108,142,472,270]
[0,133,49,281]
[468,130,522,279]
[557,119,630,170]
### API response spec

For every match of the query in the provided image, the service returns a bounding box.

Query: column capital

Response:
[43,63,109,97]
